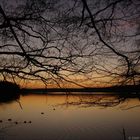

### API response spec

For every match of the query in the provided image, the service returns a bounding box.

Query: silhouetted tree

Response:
[0,0,86,87]
[59,0,140,86]
[0,0,140,87]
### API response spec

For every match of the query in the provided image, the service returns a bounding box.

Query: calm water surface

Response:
[0,93,140,140]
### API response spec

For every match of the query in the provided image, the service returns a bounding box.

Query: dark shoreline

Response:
[0,83,140,103]
[0,81,139,95]
[21,85,140,94]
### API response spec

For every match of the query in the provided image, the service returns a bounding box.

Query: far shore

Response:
[0,81,139,95]
[21,85,140,94]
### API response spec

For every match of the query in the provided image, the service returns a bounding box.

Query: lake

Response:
[0,92,140,140]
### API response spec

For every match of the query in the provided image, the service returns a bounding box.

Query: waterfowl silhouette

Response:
[15,122,18,124]
[8,119,12,121]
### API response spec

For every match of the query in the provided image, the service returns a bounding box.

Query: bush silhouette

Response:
[0,81,20,94]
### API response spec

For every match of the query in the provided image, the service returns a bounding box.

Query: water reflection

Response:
[0,93,20,104]
[55,93,140,109]
[0,93,140,140]
[1,92,140,108]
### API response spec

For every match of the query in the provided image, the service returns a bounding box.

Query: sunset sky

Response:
[0,0,139,88]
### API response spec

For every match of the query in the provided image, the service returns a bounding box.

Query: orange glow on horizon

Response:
[19,79,112,89]
[0,72,115,89]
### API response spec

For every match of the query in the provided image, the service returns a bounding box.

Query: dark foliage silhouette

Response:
[0,0,139,87]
